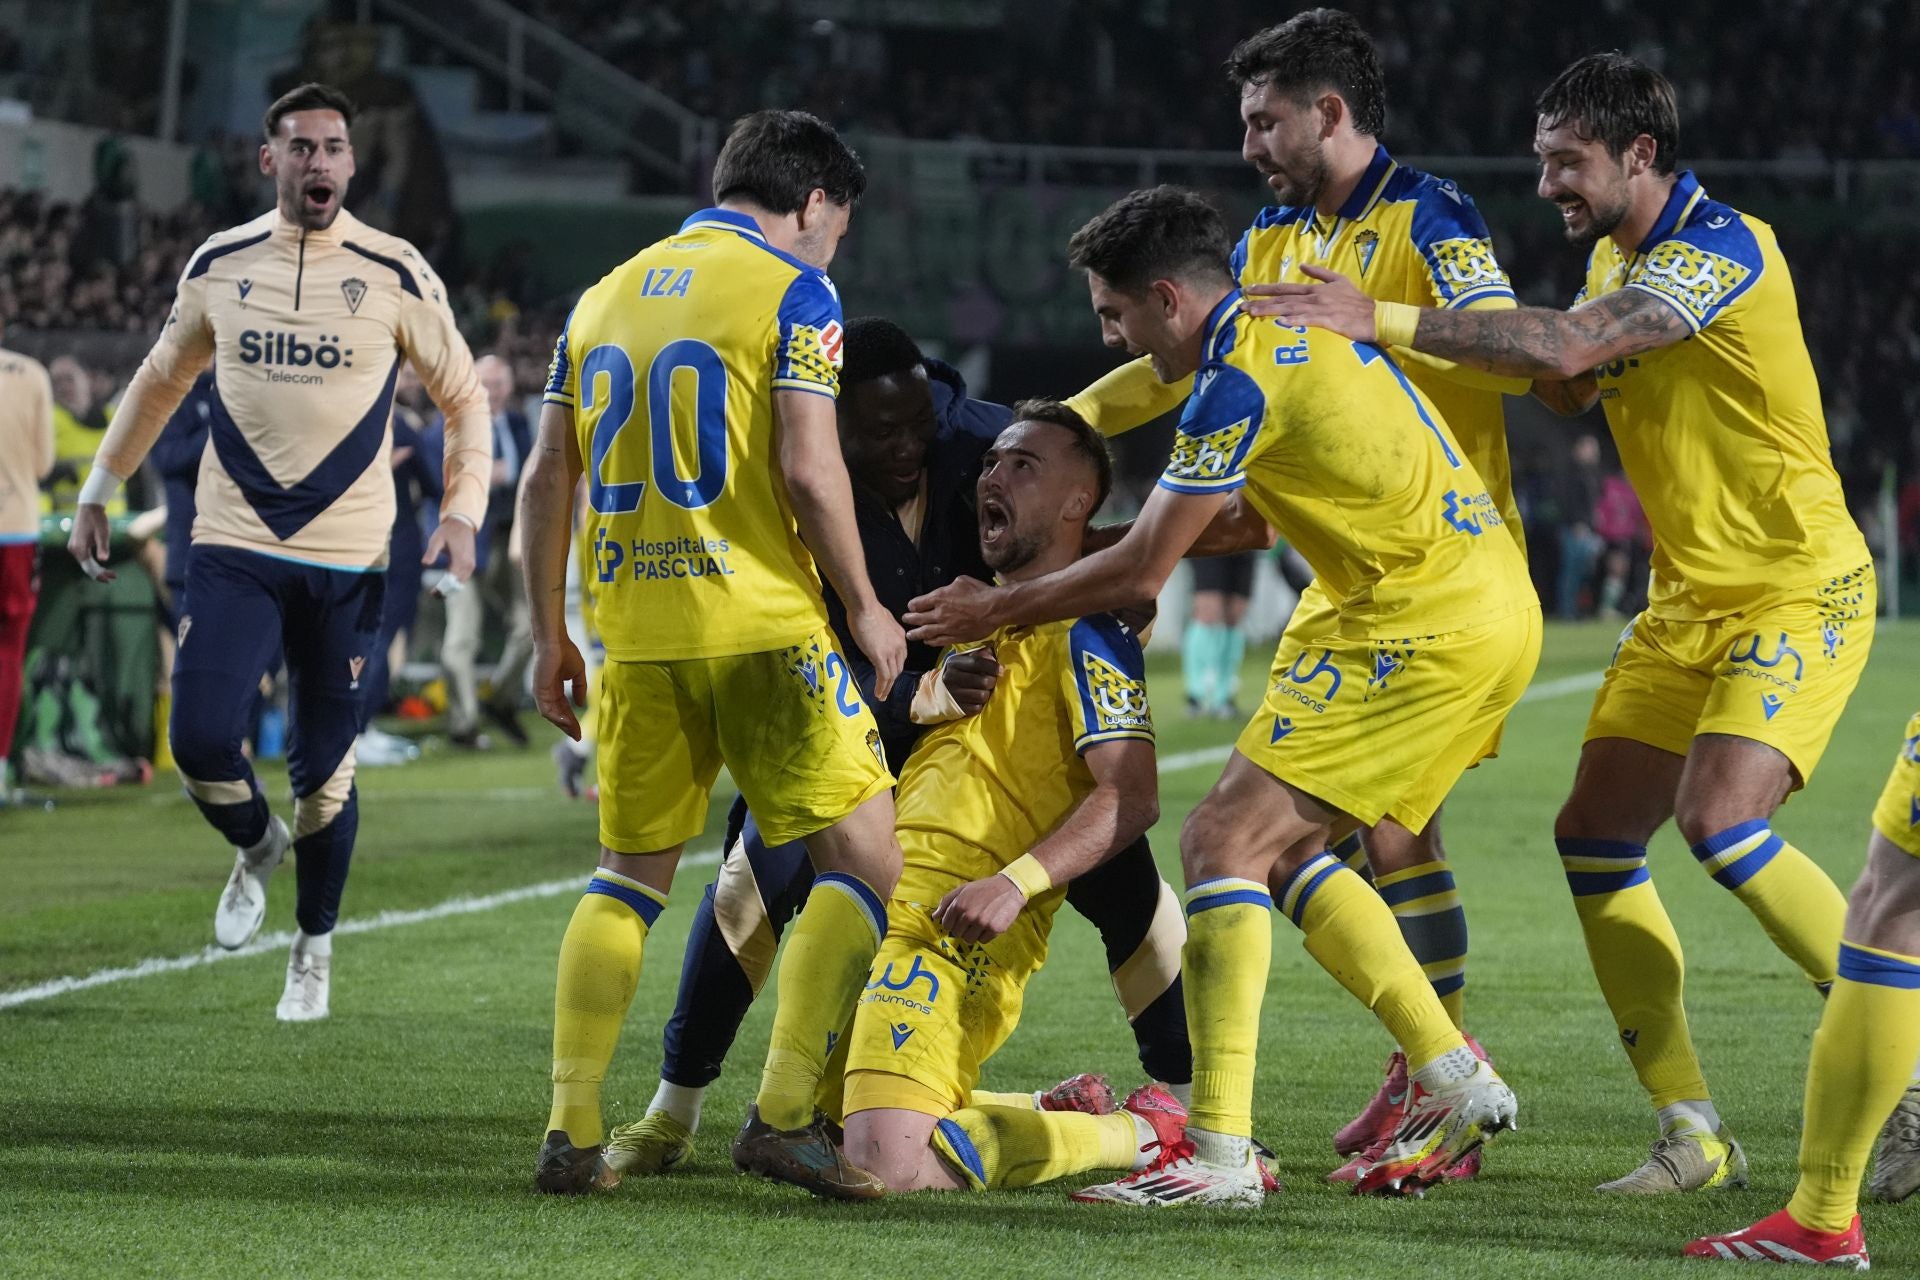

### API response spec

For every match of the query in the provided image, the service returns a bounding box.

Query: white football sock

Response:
[649,1079,704,1130]
[1657,1099,1722,1138]
[291,929,332,960]
[1188,1127,1250,1167]
[1165,1081,1193,1108]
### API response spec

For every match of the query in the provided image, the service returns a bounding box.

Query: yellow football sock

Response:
[969,1090,1039,1110]
[547,869,667,1146]
[1376,860,1470,1031]
[1283,853,1461,1071]
[934,1105,1139,1189]
[1691,822,1846,986]
[756,872,887,1130]
[1558,839,1708,1107]
[1788,944,1920,1233]
[812,1014,854,1126]
[1181,877,1273,1138]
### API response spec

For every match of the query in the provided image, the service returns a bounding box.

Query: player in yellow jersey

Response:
[1260,52,1875,1193]
[830,404,1191,1198]
[1686,714,1920,1269]
[1061,12,1551,1176]
[518,110,906,1199]
[908,187,1540,1202]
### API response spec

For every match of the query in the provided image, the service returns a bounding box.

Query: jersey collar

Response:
[679,206,768,243]
[1201,289,1245,364]
[1632,170,1705,254]
[271,207,357,244]
[1334,144,1397,222]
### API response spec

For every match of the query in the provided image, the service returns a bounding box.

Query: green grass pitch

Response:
[2,620,1916,1278]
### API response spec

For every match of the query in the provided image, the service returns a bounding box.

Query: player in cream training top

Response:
[68,82,493,1022]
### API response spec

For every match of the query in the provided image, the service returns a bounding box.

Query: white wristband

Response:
[78,466,125,507]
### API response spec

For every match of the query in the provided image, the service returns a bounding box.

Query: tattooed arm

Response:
[1406,288,1693,379]
[1246,266,1693,380]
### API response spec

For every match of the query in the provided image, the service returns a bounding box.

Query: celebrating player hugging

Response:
[46,3,1910,1272]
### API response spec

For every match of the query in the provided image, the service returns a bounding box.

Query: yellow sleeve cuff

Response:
[1375,300,1423,351]
[999,854,1053,901]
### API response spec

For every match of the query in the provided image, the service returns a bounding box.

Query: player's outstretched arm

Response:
[775,387,906,697]
[1063,355,1193,438]
[1086,491,1275,558]
[934,736,1158,944]
[904,483,1225,648]
[521,401,587,739]
[1246,264,1693,379]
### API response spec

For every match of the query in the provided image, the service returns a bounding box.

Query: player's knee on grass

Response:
[842,1107,955,1193]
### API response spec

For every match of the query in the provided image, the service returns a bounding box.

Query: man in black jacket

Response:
[607,318,1192,1176]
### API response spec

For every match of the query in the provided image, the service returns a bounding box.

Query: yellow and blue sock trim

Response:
[1838,941,1920,988]
[934,1117,988,1190]
[1332,830,1371,882]
[1184,876,1272,916]
[584,868,668,926]
[1275,852,1344,927]
[813,871,888,948]
[1377,862,1467,1000]
[1556,838,1650,896]
[1690,819,1785,890]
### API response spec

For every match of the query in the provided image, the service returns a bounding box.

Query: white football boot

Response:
[276,933,331,1022]
[213,815,289,949]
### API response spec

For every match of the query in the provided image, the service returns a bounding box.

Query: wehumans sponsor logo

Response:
[1725,631,1804,692]
[1634,240,1751,324]
[1428,237,1510,294]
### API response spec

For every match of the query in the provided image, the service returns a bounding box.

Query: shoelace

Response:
[1643,1134,1700,1185]
[1121,1136,1197,1181]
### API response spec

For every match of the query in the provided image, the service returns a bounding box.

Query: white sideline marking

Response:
[1,668,1604,1011]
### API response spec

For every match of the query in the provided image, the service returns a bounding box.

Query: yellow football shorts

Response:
[1238,604,1542,833]
[1283,581,1507,769]
[1585,564,1875,786]
[1872,712,1920,858]
[595,629,892,853]
[843,896,1053,1118]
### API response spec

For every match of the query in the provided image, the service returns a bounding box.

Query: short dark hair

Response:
[711,110,866,215]
[1011,399,1112,516]
[840,316,924,388]
[1066,186,1233,297]
[1225,8,1386,137]
[263,82,356,140]
[1536,52,1680,175]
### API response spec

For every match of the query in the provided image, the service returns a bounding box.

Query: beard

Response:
[982,525,1044,576]
[1563,188,1631,250]
[1267,144,1331,209]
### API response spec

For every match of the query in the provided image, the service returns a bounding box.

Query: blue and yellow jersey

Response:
[893,615,1153,905]
[1160,293,1533,638]
[1582,172,1868,619]
[545,207,847,661]
[1068,146,1527,538]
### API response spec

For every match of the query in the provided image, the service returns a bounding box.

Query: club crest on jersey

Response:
[866,726,885,768]
[348,655,366,689]
[1354,229,1380,277]
[1166,418,1250,483]
[341,277,367,314]
[1635,240,1751,324]
[1082,650,1151,734]
[1427,237,1509,298]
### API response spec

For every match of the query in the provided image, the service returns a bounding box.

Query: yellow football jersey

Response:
[893,614,1154,905]
[1581,172,1868,619]
[1069,146,1527,538]
[544,207,847,661]
[1159,294,1533,638]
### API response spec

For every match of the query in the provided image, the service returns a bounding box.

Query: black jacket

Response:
[825,358,1009,769]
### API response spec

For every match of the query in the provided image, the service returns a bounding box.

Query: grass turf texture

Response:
[2,620,1915,1278]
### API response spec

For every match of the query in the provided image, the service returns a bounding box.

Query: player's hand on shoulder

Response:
[941,644,999,716]
[849,599,906,699]
[531,635,588,741]
[67,504,116,582]
[934,872,1025,944]
[1244,264,1375,340]
[904,575,999,649]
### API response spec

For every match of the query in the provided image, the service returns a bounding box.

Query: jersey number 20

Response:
[583,340,728,513]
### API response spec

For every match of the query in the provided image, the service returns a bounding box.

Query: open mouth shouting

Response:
[302,181,338,220]
[979,494,1011,554]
